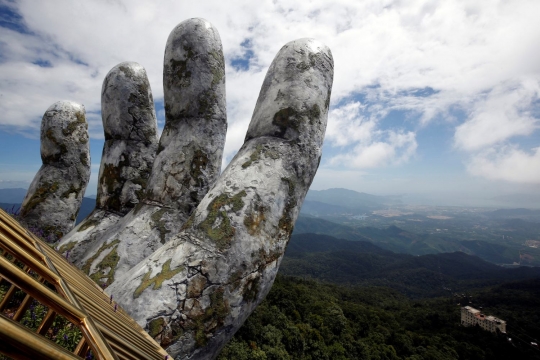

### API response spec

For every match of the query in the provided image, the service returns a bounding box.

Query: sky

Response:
[1,0,540,208]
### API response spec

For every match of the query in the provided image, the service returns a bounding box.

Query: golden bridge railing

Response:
[0,208,170,360]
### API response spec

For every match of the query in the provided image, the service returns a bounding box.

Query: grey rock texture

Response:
[57,62,158,271]
[58,19,228,286]
[98,61,158,214]
[148,17,226,213]
[106,38,333,360]
[20,101,90,241]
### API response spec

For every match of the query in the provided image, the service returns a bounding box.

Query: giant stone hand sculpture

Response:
[32,18,333,359]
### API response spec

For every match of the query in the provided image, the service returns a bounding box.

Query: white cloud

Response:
[454,80,540,151]
[325,101,417,168]
[467,146,540,184]
[1,0,540,186]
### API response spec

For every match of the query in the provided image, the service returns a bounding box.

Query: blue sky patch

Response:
[0,2,31,34]
[231,39,254,71]
[32,59,52,67]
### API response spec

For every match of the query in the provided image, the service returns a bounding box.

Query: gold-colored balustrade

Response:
[0,208,170,360]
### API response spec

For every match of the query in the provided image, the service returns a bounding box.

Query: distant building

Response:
[461,306,506,333]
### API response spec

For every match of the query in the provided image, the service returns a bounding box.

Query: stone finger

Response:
[57,62,158,268]
[20,101,91,241]
[146,17,227,216]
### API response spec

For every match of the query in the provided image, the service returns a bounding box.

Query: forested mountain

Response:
[293,215,536,265]
[217,233,540,359]
[281,233,540,298]
[218,276,540,360]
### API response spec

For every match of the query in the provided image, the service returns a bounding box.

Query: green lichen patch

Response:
[148,317,165,338]
[58,241,77,255]
[209,50,225,87]
[81,239,120,282]
[133,259,184,299]
[242,275,261,303]
[88,246,120,286]
[61,184,80,200]
[21,181,59,216]
[191,287,230,348]
[62,111,86,136]
[151,208,171,244]
[78,218,100,232]
[242,144,280,169]
[198,190,247,250]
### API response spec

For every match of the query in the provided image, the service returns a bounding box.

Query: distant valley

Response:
[2,187,540,266]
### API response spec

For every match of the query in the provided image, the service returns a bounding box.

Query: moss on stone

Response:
[209,50,225,87]
[89,246,120,286]
[148,317,165,338]
[133,259,184,299]
[192,287,229,348]
[58,241,77,255]
[77,218,100,232]
[151,208,171,244]
[198,190,246,250]
[63,111,86,136]
[81,239,120,282]
[21,181,59,216]
[242,144,280,169]
[61,184,80,199]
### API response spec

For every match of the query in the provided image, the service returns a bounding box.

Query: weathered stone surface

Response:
[147,17,226,214]
[57,62,158,269]
[107,38,333,360]
[98,61,158,214]
[66,18,228,285]
[20,101,90,240]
